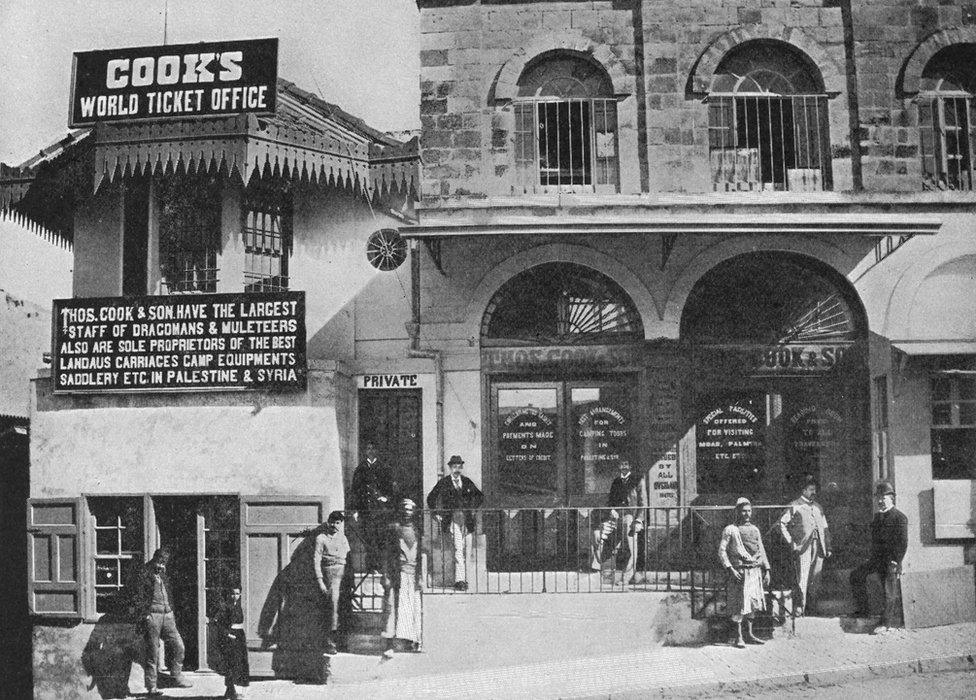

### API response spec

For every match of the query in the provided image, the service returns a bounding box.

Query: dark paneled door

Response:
[358,389,423,506]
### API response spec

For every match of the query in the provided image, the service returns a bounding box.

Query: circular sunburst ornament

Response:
[366,228,408,271]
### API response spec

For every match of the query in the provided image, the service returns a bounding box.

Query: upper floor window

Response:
[708,42,832,192]
[158,176,221,294]
[242,182,293,292]
[918,45,976,191]
[513,52,619,194]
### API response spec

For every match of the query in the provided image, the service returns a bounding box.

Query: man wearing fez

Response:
[719,498,771,648]
[131,546,192,695]
[778,475,832,616]
[426,455,484,591]
[313,511,351,655]
[850,481,908,633]
[590,460,645,584]
[350,441,396,573]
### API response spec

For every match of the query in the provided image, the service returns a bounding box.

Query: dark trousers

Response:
[360,513,389,572]
[144,611,185,689]
[850,559,900,625]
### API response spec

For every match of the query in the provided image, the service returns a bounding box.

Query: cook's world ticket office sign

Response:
[69,37,277,126]
[52,292,306,393]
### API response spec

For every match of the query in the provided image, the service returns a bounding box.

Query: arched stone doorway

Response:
[679,252,871,563]
[480,262,645,509]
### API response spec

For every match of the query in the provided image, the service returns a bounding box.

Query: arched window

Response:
[482,263,642,345]
[513,52,619,194]
[708,41,831,192]
[918,44,976,191]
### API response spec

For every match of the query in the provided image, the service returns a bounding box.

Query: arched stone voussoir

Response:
[690,25,844,96]
[493,30,634,102]
[901,27,976,96]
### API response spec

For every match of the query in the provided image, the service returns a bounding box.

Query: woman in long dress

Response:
[381,498,423,657]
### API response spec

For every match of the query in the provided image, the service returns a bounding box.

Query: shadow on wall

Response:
[256,525,333,682]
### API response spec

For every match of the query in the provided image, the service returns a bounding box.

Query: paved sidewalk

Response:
[155,595,976,699]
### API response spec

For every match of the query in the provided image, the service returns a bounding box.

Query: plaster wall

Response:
[73,188,122,298]
[29,369,344,506]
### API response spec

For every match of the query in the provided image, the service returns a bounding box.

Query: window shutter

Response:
[513,102,537,193]
[27,498,85,617]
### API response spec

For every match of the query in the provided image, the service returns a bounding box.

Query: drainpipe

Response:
[406,239,445,478]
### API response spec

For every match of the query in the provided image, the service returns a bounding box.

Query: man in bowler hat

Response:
[849,481,908,633]
[427,455,484,590]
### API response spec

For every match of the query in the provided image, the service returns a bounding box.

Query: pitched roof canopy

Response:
[0,78,420,243]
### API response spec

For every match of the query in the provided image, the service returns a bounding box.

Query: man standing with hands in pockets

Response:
[779,475,831,616]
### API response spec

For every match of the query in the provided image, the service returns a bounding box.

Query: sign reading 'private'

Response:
[69,38,278,127]
[52,292,306,393]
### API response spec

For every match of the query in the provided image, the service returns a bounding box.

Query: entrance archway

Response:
[679,253,870,563]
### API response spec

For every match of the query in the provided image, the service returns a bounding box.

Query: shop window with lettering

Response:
[513,51,619,194]
[243,182,292,292]
[158,177,221,294]
[931,373,976,479]
[89,497,144,614]
[696,396,766,494]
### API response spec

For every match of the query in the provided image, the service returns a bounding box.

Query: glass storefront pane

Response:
[932,403,952,425]
[95,559,119,586]
[932,428,976,479]
[570,384,634,495]
[95,529,118,555]
[497,388,559,498]
[959,402,976,426]
[931,376,951,401]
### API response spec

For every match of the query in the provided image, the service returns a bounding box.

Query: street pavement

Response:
[118,594,976,699]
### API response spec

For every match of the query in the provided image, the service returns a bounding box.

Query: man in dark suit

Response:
[426,455,484,590]
[849,481,909,633]
[130,547,192,695]
[350,441,396,572]
[590,460,645,584]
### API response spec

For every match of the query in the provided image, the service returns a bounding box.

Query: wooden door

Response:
[240,497,324,679]
[358,389,423,505]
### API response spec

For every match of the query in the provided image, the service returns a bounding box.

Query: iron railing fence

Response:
[341,506,798,626]
[708,94,832,192]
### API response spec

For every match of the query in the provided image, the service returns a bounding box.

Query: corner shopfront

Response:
[1,38,420,693]
[400,215,925,573]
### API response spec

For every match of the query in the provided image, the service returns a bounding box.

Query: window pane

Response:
[497,388,559,498]
[95,559,120,586]
[932,428,976,479]
[931,377,951,401]
[932,403,952,425]
[96,529,118,555]
[959,403,976,426]
[958,378,976,401]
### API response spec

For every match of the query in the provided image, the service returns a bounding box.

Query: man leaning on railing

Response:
[426,455,484,591]
[590,460,645,584]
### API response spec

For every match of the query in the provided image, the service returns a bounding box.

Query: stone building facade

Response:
[407,0,975,608]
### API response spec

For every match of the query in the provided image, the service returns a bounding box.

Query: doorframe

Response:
[484,371,643,508]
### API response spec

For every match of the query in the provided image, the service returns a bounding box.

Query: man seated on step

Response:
[590,460,645,584]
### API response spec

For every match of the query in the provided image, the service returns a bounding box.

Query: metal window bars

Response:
[708,95,832,192]
[243,187,292,292]
[513,98,619,194]
[919,96,975,191]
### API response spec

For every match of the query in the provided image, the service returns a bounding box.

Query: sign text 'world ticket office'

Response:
[69,38,278,125]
